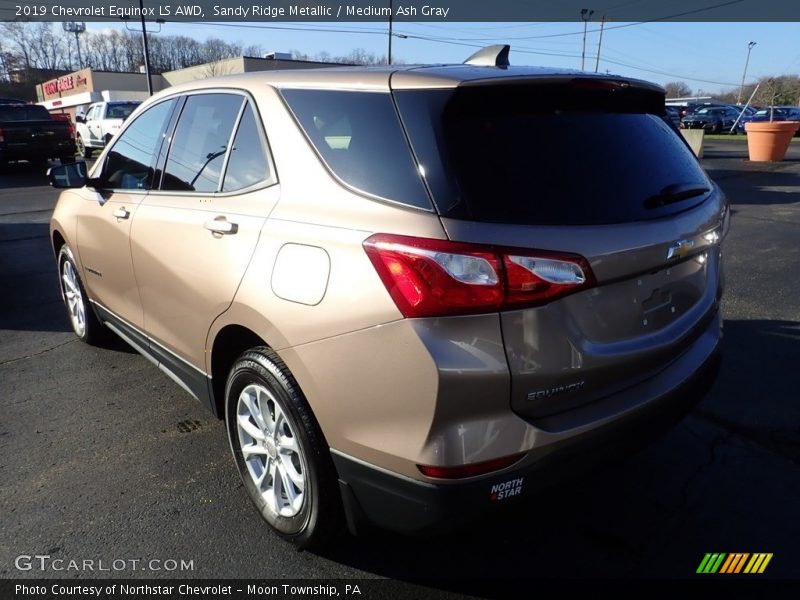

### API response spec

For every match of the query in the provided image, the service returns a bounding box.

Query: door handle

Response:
[204,217,238,235]
[112,207,130,219]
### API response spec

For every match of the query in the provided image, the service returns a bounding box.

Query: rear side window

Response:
[222,102,272,192]
[281,89,431,210]
[395,84,712,225]
[162,94,243,193]
[102,99,176,190]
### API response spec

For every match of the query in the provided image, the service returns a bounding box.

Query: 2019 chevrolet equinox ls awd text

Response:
[49,46,728,549]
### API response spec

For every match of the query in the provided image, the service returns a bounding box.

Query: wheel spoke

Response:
[242,442,267,456]
[237,413,264,441]
[278,433,298,454]
[277,462,297,506]
[254,458,270,489]
[267,460,281,511]
[279,453,304,490]
[258,388,277,435]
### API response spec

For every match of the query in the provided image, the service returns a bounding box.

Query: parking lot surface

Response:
[1,140,799,592]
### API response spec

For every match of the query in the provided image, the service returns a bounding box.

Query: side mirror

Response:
[75,115,86,124]
[48,161,88,188]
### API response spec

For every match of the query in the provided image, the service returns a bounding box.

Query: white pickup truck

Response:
[75,101,141,157]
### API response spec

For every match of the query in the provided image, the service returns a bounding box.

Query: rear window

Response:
[395,83,712,225]
[281,89,431,210]
[0,105,52,121]
[107,103,139,119]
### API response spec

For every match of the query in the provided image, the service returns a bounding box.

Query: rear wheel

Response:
[225,347,342,549]
[57,245,107,344]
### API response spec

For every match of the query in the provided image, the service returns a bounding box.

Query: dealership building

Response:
[36,55,344,120]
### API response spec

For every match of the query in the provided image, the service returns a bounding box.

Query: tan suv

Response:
[49,46,728,548]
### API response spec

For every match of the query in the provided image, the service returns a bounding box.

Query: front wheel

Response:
[225,347,342,549]
[57,245,107,344]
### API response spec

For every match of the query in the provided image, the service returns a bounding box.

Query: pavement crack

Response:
[0,338,77,367]
[693,408,800,467]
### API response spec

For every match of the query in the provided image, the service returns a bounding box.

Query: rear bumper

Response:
[333,329,721,535]
[0,140,76,160]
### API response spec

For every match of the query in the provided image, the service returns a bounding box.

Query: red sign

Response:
[42,75,75,97]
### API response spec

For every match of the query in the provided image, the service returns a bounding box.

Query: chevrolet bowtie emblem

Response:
[667,239,695,260]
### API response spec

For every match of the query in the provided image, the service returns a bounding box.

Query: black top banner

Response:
[0,0,797,22]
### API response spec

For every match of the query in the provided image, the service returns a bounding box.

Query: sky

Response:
[87,21,800,95]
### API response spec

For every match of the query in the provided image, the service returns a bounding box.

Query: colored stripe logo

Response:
[696,553,773,574]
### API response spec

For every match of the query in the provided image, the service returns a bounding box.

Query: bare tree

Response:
[664,81,693,98]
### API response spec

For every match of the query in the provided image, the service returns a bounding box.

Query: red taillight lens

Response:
[67,124,75,139]
[0,127,4,143]
[418,453,526,479]
[363,234,504,318]
[363,233,595,318]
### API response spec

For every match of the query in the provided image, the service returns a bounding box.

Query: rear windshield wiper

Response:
[645,183,710,209]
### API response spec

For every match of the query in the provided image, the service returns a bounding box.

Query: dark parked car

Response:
[747,107,800,135]
[681,106,740,133]
[665,106,681,127]
[0,104,76,165]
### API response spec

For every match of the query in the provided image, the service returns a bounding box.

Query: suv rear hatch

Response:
[393,75,728,422]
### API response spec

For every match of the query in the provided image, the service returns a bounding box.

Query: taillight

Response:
[67,124,75,139]
[0,127,4,143]
[363,233,595,318]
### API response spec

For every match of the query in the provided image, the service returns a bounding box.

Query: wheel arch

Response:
[208,323,270,419]
[51,229,66,259]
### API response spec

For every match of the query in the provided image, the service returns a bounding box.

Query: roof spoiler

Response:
[464,44,511,68]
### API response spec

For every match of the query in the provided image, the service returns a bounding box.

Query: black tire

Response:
[76,135,92,158]
[225,347,343,549]
[57,245,108,345]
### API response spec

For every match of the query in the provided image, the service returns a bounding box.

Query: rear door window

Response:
[162,93,243,193]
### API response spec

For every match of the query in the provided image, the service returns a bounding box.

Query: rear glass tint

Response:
[395,84,712,225]
[281,89,431,210]
[0,105,52,121]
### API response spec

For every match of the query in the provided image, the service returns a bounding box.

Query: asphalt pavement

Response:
[1,140,799,593]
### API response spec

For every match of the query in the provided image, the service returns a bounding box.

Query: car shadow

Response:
[315,319,800,588]
[0,160,54,189]
[0,221,133,353]
[704,168,800,207]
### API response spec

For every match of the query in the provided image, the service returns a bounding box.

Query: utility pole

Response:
[580,9,594,71]
[594,15,605,72]
[388,0,393,65]
[62,22,86,70]
[123,2,164,96]
[139,0,153,95]
[737,41,756,105]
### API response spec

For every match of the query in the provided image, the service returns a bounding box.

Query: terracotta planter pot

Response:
[744,121,799,162]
